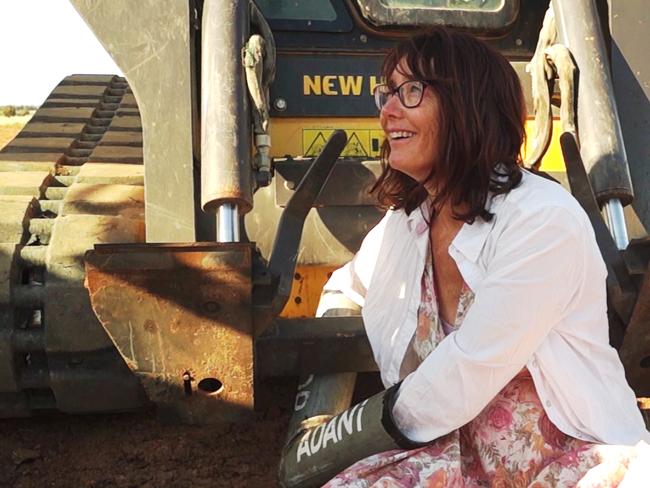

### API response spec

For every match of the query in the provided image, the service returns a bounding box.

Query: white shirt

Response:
[321,170,650,446]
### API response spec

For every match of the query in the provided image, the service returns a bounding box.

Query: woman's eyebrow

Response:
[387,75,405,88]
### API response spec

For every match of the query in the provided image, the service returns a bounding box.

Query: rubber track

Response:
[0,75,144,413]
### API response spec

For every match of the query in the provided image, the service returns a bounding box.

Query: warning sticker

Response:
[303,129,385,158]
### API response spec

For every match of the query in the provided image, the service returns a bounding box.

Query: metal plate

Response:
[85,243,255,424]
[256,317,376,377]
[275,159,382,207]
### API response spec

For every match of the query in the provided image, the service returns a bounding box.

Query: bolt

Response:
[360,34,368,43]
[274,98,287,111]
[183,371,193,396]
[202,301,220,314]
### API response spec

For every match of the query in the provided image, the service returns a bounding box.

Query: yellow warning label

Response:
[303,129,385,158]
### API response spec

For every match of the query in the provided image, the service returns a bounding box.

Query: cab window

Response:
[255,1,337,21]
[255,1,352,32]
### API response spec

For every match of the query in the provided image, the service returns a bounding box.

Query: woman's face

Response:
[380,64,441,184]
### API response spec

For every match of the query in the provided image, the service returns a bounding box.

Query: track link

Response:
[0,75,147,415]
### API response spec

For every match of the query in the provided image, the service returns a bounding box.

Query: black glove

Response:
[278,382,426,488]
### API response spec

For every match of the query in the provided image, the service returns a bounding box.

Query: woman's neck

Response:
[427,193,468,223]
[431,201,465,235]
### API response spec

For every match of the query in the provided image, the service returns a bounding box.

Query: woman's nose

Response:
[380,93,403,119]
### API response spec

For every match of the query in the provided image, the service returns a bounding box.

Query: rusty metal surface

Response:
[85,243,255,424]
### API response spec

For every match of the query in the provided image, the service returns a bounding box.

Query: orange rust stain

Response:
[144,319,158,333]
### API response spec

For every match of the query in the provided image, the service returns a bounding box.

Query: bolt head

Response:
[274,98,287,111]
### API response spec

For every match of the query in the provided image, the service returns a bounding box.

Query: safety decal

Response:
[303,129,384,158]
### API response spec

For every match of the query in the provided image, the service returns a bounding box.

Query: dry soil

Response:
[0,402,292,488]
[0,114,31,149]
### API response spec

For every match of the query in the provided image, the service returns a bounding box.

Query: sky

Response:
[0,0,123,106]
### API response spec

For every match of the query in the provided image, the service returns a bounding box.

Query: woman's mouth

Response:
[388,131,415,140]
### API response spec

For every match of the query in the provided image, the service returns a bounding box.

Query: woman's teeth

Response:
[389,131,415,140]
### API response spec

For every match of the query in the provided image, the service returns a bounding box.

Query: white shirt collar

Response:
[405,194,503,263]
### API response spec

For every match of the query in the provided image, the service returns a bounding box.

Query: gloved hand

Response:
[278,382,426,488]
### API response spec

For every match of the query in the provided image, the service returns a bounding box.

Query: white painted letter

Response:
[296,431,312,462]
[337,404,359,439]
[297,374,314,390]
[309,423,326,453]
[294,390,310,411]
[322,417,339,448]
[356,399,369,432]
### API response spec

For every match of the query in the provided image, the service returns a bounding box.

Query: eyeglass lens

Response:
[373,81,425,110]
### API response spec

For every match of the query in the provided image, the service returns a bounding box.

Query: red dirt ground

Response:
[0,387,294,487]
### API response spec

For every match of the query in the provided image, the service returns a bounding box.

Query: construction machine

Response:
[0,0,649,453]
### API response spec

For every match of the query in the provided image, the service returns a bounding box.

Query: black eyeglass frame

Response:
[372,80,434,111]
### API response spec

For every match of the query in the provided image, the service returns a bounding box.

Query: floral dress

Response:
[324,246,647,487]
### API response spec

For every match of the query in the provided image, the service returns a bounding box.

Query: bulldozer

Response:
[0,0,649,455]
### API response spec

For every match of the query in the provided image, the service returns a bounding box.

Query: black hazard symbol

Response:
[342,132,368,157]
[304,132,328,157]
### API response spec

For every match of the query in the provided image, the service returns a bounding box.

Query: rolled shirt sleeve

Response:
[392,205,587,443]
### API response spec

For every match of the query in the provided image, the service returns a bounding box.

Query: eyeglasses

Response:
[373,80,430,111]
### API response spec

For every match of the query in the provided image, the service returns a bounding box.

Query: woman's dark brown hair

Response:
[372,27,525,223]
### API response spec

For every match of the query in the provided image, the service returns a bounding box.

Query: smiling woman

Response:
[375,76,442,184]
[371,28,525,221]
[279,26,650,488]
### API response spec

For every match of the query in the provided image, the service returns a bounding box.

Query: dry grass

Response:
[0,113,32,150]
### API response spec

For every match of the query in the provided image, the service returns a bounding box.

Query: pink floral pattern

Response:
[412,249,471,361]
[324,248,646,487]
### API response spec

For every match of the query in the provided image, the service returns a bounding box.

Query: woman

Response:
[318,28,650,486]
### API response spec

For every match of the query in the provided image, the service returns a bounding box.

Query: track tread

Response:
[0,74,145,415]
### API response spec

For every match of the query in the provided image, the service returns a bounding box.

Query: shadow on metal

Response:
[81,131,359,423]
[561,132,650,395]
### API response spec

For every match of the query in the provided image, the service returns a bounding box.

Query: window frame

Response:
[353,0,520,32]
